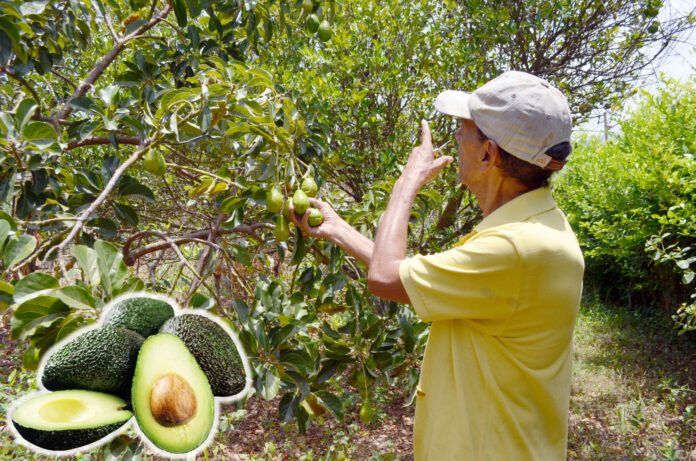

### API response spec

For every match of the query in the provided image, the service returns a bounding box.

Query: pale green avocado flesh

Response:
[11,390,131,451]
[131,333,214,454]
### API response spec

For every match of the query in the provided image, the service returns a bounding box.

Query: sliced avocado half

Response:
[11,390,132,451]
[132,333,214,454]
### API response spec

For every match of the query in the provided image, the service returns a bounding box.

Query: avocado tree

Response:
[1,0,695,440]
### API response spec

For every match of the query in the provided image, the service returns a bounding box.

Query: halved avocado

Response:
[131,333,214,454]
[11,390,132,451]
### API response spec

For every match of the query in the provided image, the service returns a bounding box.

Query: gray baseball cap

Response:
[434,71,572,170]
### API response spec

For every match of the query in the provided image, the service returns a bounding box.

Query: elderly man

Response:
[290,71,585,460]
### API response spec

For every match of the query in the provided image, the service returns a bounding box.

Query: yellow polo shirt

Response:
[399,186,584,461]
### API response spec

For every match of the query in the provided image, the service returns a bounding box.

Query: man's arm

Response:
[368,121,453,304]
[289,197,374,266]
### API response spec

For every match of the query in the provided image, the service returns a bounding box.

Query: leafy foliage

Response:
[554,77,696,330]
[1,0,694,435]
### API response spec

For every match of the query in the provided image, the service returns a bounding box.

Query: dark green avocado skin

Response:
[13,419,129,451]
[41,326,144,397]
[103,297,175,337]
[160,314,245,396]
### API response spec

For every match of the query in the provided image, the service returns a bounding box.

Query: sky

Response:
[577,0,696,135]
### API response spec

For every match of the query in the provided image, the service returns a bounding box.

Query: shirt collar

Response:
[473,186,558,233]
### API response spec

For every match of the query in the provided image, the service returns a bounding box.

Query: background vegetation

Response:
[1,0,695,458]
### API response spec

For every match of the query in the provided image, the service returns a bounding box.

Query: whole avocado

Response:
[41,326,144,397]
[103,296,175,337]
[159,314,246,396]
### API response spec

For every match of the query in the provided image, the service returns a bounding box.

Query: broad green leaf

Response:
[87,217,118,239]
[173,0,187,28]
[73,244,100,286]
[111,202,139,226]
[69,96,100,114]
[314,390,344,421]
[0,279,15,310]
[114,277,144,296]
[279,392,299,423]
[52,285,97,310]
[190,293,214,310]
[3,233,36,268]
[0,219,9,248]
[118,180,155,202]
[12,296,69,336]
[13,272,59,301]
[290,229,305,265]
[23,121,58,150]
[55,315,93,342]
[15,98,37,132]
[19,0,47,16]
[95,240,128,295]
[260,368,280,400]
[22,345,40,370]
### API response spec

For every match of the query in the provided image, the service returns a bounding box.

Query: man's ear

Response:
[480,140,499,170]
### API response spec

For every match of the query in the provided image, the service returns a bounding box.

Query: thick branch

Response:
[67,135,141,150]
[122,223,271,266]
[45,136,158,261]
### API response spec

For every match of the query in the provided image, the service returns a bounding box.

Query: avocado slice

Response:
[103,296,175,337]
[131,333,214,454]
[160,314,246,396]
[41,326,143,397]
[11,390,132,451]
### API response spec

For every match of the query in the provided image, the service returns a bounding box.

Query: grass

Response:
[1,300,695,460]
[568,298,696,460]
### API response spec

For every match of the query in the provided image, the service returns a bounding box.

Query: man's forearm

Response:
[367,177,419,303]
[329,220,374,267]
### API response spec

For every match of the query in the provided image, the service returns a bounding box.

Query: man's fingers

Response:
[420,120,432,148]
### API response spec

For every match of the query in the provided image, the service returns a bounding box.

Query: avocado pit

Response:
[150,372,197,427]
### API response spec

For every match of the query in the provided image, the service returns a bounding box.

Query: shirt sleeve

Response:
[399,231,521,329]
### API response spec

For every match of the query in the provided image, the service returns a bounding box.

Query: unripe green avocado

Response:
[293,189,310,216]
[275,214,291,242]
[308,207,324,226]
[266,186,284,213]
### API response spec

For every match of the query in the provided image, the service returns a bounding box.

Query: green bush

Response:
[554,77,696,330]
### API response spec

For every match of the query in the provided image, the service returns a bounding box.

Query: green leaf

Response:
[95,240,128,295]
[113,277,145,296]
[279,392,299,423]
[0,219,10,248]
[69,96,100,114]
[173,0,187,28]
[22,345,40,370]
[231,244,251,266]
[73,244,100,286]
[15,98,37,132]
[111,202,139,226]
[290,229,305,265]
[190,292,214,310]
[87,217,118,239]
[314,390,344,421]
[13,272,59,301]
[3,233,36,268]
[19,0,47,16]
[260,368,280,400]
[52,285,97,310]
[118,179,155,202]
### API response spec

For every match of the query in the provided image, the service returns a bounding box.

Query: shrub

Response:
[554,77,696,330]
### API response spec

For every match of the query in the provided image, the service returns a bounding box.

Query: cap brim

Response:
[434,90,473,119]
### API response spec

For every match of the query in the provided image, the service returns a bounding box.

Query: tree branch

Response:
[44,136,159,262]
[66,135,141,150]
[122,223,271,266]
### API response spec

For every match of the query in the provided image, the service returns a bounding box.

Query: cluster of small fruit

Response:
[267,176,324,241]
[301,0,332,42]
